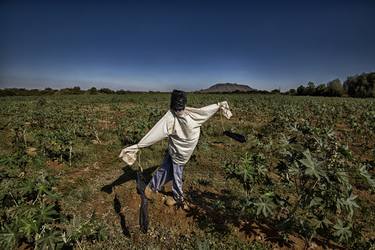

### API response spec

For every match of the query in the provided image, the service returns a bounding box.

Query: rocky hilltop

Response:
[200,83,255,92]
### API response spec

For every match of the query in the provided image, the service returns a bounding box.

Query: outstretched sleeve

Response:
[136,112,170,148]
[119,111,171,165]
[187,101,232,126]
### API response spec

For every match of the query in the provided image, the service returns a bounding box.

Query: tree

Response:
[287,89,296,95]
[40,88,56,95]
[315,84,327,96]
[116,89,128,94]
[344,72,375,98]
[59,87,82,95]
[297,85,306,95]
[88,87,98,95]
[306,82,316,96]
[71,86,82,94]
[327,79,344,97]
[99,88,114,94]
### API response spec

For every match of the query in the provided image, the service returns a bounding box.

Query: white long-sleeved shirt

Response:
[119,101,232,165]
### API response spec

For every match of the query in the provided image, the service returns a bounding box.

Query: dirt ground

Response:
[51,145,359,250]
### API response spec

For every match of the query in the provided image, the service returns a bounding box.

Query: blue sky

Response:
[1,0,374,91]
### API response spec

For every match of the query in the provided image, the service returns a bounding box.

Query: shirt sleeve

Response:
[186,103,221,126]
[119,111,171,165]
[136,111,170,148]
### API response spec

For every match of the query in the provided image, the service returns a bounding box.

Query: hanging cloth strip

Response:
[220,107,246,143]
[135,150,149,233]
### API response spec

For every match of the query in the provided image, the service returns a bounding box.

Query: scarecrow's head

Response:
[170,89,187,115]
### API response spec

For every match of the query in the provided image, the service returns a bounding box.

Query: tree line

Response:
[0,87,134,97]
[287,72,375,97]
[1,72,374,97]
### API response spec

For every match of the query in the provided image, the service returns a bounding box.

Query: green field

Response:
[1,93,374,249]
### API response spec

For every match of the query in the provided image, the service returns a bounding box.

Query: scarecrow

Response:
[119,90,232,210]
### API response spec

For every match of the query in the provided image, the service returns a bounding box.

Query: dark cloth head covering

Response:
[170,90,187,111]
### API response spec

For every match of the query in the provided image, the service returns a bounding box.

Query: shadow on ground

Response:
[185,187,296,248]
[113,193,131,237]
[100,165,158,236]
[184,187,348,249]
[101,165,158,194]
[185,188,237,235]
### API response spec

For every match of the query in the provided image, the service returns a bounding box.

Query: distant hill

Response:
[200,83,256,93]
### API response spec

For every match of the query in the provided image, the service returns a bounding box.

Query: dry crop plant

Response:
[223,98,375,248]
[0,98,108,249]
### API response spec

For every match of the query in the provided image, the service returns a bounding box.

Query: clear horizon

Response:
[1,0,374,91]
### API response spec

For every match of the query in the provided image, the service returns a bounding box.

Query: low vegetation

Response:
[0,93,374,249]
